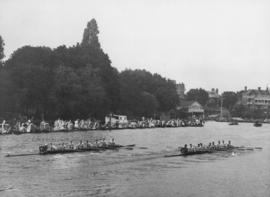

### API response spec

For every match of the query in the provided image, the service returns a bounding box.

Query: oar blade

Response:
[164,154,182,158]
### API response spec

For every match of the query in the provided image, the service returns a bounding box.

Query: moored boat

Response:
[254,121,262,127]
[229,121,239,125]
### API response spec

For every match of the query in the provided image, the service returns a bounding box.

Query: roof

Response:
[179,100,199,107]
[208,91,220,98]
[244,89,270,96]
[177,100,204,113]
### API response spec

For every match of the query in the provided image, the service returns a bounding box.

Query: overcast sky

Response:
[1,0,270,92]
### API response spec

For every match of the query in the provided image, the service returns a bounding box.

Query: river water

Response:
[0,121,269,197]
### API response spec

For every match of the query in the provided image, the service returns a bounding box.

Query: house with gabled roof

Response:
[176,100,204,118]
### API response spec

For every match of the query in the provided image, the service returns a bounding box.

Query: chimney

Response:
[216,88,219,94]
[258,87,261,91]
[244,86,247,91]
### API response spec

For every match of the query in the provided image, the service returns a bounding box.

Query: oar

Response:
[164,154,183,158]
[237,148,254,151]
[6,153,39,157]
[235,146,263,151]
[138,147,148,149]
[124,144,135,147]
[119,144,135,150]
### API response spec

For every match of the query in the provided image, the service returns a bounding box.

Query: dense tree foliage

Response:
[231,104,268,119]
[0,35,7,115]
[221,91,238,110]
[0,20,179,120]
[186,88,209,106]
[119,69,179,118]
[0,35,4,65]
[4,46,55,118]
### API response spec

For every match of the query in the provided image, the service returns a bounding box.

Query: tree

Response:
[0,68,11,116]
[0,35,7,116]
[81,18,100,48]
[4,46,54,118]
[118,69,179,117]
[140,91,159,117]
[186,88,209,106]
[0,35,4,66]
[80,19,120,112]
[1,19,181,120]
[222,91,238,110]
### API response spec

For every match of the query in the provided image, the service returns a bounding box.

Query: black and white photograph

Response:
[0,0,269,196]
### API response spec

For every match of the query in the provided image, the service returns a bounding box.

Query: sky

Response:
[0,0,270,93]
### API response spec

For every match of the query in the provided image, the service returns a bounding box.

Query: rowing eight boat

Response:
[5,144,135,157]
[39,144,135,155]
[164,146,262,157]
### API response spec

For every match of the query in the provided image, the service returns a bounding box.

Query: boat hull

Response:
[39,144,135,155]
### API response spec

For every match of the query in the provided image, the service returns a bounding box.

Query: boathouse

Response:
[176,101,204,118]
[105,114,128,128]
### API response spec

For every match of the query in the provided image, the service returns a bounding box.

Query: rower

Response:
[86,140,92,148]
[108,138,115,146]
[190,144,195,152]
[221,140,225,148]
[96,139,103,147]
[217,140,221,148]
[50,143,57,151]
[77,140,84,149]
[197,143,201,152]
[95,139,99,147]
[211,142,215,149]
[201,143,206,150]
[70,141,74,149]
[180,144,188,154]
[61,143,66,150]
[227,140,232,148]
[101,138,107,147]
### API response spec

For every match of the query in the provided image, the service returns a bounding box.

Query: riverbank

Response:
[0,118,204,135]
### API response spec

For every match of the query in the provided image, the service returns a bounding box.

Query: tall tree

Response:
[186,88,209,106]
[80,19,120,112]
[81,19,100,48]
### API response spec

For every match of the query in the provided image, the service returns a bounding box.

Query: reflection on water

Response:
[0,122,270,197]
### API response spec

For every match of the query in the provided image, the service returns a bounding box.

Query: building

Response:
[241,86,270,109]
[105,114,128,128]
[177,101,204,118]
[176,83,185,100]
[207,88,220,104]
